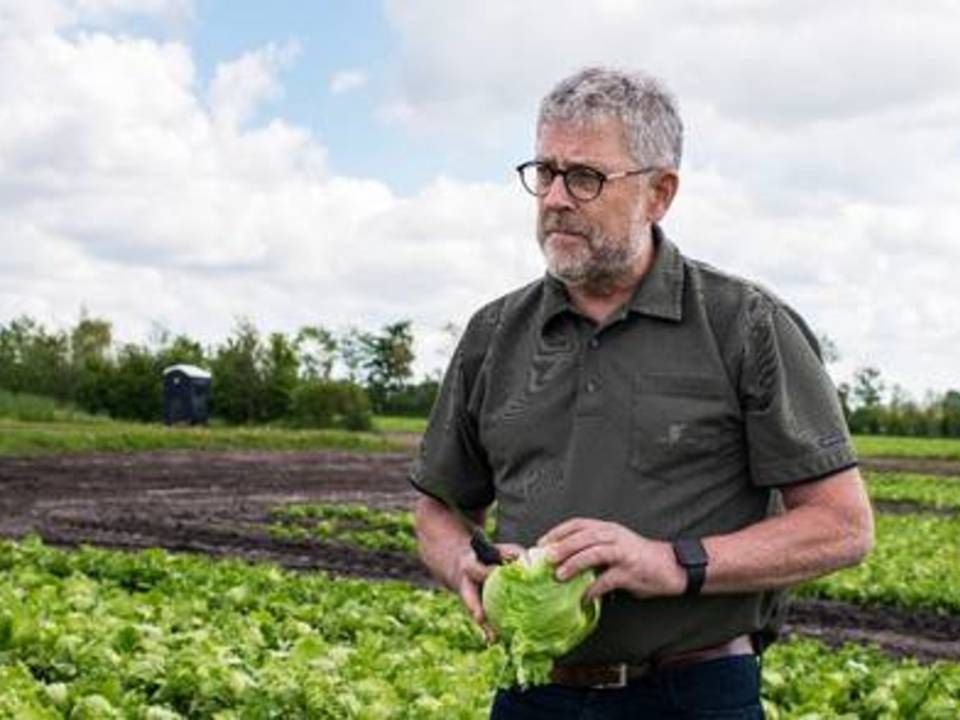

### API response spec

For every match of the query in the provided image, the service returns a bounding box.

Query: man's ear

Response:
[647,170,679,222]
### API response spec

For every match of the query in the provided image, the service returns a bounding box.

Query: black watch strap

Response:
[672,538,708,597]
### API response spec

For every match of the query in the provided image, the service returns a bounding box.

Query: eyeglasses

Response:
[515,160,658,202]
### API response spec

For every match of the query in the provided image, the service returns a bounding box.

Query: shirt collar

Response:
[538,224,685,330]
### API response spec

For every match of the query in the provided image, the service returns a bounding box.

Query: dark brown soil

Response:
[784,598,960,663]
[0,450,424,581]
[1,450,958,662]
[872,499,958,516]
[861,457,960,477]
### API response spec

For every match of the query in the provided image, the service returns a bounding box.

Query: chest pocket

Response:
[630,372,740,482]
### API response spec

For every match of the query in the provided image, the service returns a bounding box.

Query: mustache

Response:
[540,213,592,236]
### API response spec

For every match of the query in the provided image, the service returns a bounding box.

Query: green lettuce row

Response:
[269,503,418,554]
[267,503,496,556]
[796,514,960,614]
[0,537,500,718]
[865,471,960,511]
[763,638,960,719]
[1,538,958,718]
[271,503,960,616]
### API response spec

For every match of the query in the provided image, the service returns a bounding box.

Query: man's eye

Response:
[535,166,555,185]
[568,169,601,189]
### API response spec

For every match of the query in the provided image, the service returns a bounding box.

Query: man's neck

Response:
[567,243,657,325]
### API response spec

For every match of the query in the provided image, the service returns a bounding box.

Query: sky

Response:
[1,0,958,398]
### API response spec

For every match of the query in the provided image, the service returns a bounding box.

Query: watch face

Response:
[674,538,708,567]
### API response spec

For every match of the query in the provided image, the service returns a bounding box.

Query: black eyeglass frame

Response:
[515,160,659,202]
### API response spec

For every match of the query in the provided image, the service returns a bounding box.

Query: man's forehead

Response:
[536,116,630,164]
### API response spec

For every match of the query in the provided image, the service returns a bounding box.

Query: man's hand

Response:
[538,519,685,602]
[451,543,523,641]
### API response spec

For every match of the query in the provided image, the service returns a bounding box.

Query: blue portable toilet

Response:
[162,364,212,425]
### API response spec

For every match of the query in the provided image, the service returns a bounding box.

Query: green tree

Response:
[295,325,337,380]
[262,332,299,421]
[70,313,114,411]
[362,321,415,412]
[851,366,884,408]
[290,379,372,430]
[849,366,885,435]
[70,313,112,367]
[337,327,369,383]
[210,320,263,423]
[942,390,960,437]
[0,318,25,390]
[0,317,71,399]
[155,334,206,370]
[110,344,162,421]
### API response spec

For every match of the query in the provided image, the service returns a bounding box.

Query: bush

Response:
[289,380,372,431]
[377,379,439,417]
[0,389,57,422]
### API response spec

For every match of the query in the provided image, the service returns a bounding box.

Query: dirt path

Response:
[2,450,958,662]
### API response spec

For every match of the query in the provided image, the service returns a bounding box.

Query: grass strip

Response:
[371,416,428,434]
[0,420,401,456]
[854,435,960,461]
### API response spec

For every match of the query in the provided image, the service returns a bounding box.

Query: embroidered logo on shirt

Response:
[817,432,847,449]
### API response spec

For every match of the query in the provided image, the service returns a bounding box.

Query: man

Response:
[410,67,874,719]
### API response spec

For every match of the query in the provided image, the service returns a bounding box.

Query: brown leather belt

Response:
[550,635,755,689]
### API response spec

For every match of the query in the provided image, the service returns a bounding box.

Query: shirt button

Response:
[588,337,600,349]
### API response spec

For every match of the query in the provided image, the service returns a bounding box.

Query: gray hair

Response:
[537,67,683,169]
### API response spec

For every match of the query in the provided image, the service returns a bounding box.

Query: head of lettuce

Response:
[482,547,601,688]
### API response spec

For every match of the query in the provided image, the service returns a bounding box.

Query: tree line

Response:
[0,314,440,429]
[2,314,959,437]
[839,366,960,438]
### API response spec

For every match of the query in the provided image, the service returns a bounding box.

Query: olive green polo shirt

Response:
[410,225,857,664]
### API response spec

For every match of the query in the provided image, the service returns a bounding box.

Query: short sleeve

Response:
[740,297,857,487]
[408,309,497,510]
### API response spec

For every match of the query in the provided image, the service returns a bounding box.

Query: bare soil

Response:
[872,499,958,517]
[861,457,960,477]
[1,450,958,662]
[784,599,960,664]
[0,450,423,581]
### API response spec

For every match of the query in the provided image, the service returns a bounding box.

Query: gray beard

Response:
[540,224,647,297]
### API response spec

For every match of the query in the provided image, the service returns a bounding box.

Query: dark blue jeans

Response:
[491,655,764,719]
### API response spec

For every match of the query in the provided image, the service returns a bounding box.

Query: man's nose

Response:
[541,174,576,210]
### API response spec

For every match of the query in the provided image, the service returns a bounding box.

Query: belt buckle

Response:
[592,662,629,689]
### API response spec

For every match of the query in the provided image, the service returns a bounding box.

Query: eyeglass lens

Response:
[521,164,604,200]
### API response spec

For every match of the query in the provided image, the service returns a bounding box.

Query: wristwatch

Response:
[672,538,709,597]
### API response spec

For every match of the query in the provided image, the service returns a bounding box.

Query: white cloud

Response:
[1,0,959,398]
[384,1,960,131]
[329,69,368,95]
[375,0,960,396]
[208,41,301,127]
[0,0,193,32]
[0,5,541,382]
[669,169,960,398]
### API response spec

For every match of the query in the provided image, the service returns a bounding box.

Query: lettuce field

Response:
[0,444,959,717]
